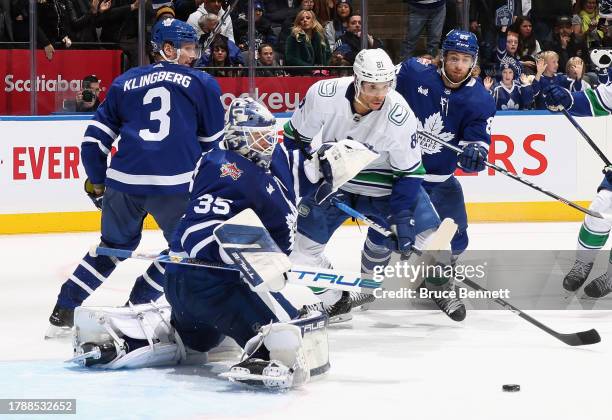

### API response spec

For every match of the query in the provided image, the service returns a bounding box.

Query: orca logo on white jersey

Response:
[388,103,410,126]
[318,80,338,97]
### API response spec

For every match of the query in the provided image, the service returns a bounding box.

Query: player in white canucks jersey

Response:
[359,30,495,321]
[285,49,467,321]
[46,18,225,338]
[542,3,612,297]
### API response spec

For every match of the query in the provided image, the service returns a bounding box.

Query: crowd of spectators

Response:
[1,0,611,110]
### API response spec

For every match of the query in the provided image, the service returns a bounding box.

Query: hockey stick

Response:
[332,199,458,254]
[91,246,380,294]
[460,277,601,346]
[332,202,601,346]
[561,108,611,166]
[418,130,609,220]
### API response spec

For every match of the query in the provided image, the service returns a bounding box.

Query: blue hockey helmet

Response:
[441,29,479,59]
[601,0,612,18]
[151,18,199,62]
[224,97,278,169]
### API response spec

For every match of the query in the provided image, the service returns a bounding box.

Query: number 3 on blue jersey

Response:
[139,86,171,142]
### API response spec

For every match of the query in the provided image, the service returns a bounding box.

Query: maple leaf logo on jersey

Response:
[417,112,455,155]
[220,162,243,180]
[501,99,519,110]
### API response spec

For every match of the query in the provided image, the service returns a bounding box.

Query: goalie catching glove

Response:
[84,178,105,210]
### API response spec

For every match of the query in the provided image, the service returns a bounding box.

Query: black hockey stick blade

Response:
[556,328,601,346]
[463,278,601,347]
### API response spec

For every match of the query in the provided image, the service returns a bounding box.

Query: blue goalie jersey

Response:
[396,58,496,181]
[170,145,299,264]
[81,61,225,195]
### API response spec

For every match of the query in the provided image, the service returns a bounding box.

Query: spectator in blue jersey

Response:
[483,60,536,110]
[495,26,523,75]
[46,18,225,339]
[509,16,542,75]
[565,56,592,91]
[399,0,446,60]
[533,50,581,108]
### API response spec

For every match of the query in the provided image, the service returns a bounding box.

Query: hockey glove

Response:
[385,210,417,253]
[604,166,612,184]
[84,178,105,210]
[542,85,573,112]
[458,143,488,173]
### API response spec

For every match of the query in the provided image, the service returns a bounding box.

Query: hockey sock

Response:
[576,190,612,263]
[361,235,392,275]
[57,251,120,309]
[128,258,166,304]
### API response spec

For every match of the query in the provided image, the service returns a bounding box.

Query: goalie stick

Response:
[333,201,601,346]
[417,130,612,220]
[91,246,380,295]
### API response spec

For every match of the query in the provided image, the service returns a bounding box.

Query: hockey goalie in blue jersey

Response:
[46,18,225,338]
[164,98,329,389]
[393,30,496,258]
[66,98,329,389]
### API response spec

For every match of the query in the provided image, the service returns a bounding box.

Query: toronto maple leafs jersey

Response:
[490,81,535,110]
[170,144,298,264]
[569,81,612,117]
[283,77,424,202]
[396,58,496,182]
[81,61,225,195]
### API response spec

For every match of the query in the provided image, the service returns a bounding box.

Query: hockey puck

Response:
[502,384,520,392]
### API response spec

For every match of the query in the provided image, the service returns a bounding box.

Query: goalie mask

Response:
[224,98,278,169]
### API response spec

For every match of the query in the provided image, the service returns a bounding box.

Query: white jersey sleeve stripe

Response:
[89,120,118,139]
[83,136,111,155]
[198,129,224,143]
[189,235,217,259]
[106,168,194,186]
[143,272,164,292]
[180,219,224,248]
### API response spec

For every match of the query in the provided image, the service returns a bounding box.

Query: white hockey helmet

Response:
[353,48,396,96]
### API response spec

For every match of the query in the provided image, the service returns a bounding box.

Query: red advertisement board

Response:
[0,49,123,115]
[216,76,326,112]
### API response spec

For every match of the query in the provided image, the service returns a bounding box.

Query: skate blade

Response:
[328,313,353,324]
[64,349,100,365]
[44,325,73,340]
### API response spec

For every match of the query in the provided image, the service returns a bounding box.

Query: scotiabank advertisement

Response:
[0,50,123,115]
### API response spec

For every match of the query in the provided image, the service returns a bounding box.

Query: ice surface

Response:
[1,222,611,420]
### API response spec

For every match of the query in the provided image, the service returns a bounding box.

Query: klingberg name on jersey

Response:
[123,70,192,91]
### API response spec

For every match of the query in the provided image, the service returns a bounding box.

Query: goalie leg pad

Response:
[221,310,329,389]
[70,303,206,369]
